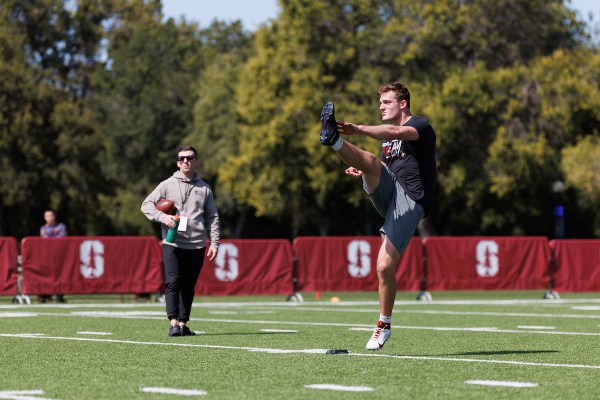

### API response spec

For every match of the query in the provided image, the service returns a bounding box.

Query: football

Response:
[155,198,175,214]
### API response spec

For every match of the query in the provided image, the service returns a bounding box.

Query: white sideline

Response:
[6,310,600,337]
[2,298,600,311]
[1,333,600,370]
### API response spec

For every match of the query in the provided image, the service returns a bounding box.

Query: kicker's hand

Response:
[337,121,359,135]
[345,167,363,177]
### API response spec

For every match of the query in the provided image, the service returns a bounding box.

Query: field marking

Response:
[139,387,207,396]
[208,311,238,315]
[349,325,600,336]
[60,307,600,321]
[351,327,499,333]
[517,326,555,330]
[571,306,600,311]
[465,380,538,388]
[0,389,54,400]
[284,307,600,320]
[77,331,112,335]
[2,298,600,311]
[305,384,374,392]
[70,311,164,316]
[17,311,600,337]
[261,329,299,333]
[0,312,38,318]
[2,333,600,370]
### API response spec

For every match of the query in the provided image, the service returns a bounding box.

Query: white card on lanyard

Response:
[178,216,188,231]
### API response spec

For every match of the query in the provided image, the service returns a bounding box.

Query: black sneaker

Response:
[168,325,181,337]
[320,102,340,146]
[181,325,196,336]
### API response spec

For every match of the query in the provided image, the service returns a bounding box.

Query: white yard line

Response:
[465,380,538,388]
[0,389,57,400]
[272,307,600,319]
[10,312,600,337]
[0,312,38,317]
[139,387,207,396]
[305,384,374,392]
[349,326,600,336]
[517,326,555,330]
[1,333,599,370]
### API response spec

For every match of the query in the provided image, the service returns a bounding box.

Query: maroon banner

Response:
[423,236,550,290]
[195,239,294,295]
[293,236,423,291]
[21,237,163,294]
[550,239,600,292]
[0,237,18,295]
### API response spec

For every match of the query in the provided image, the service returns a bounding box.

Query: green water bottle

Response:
[166,215,180,243]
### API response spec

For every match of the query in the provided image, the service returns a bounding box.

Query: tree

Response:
[0,0,113,237]
[213,0,398,237]
[426,49,600,236]
[91,0,207,235]
[185,21,252,238]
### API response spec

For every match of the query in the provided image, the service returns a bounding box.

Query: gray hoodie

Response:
[141,171,219,250]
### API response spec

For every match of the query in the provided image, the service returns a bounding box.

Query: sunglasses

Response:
[177,155,197,162]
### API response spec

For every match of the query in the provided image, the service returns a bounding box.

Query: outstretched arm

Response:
[337,121,418,141]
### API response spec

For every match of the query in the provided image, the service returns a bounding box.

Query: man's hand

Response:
[345,167,363,177]
[163,214,178,228]
[206,247,218,261]
[337,121,360,135]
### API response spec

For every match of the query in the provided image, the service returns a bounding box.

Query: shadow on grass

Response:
[394,350,559,357]
[446,350,559,356]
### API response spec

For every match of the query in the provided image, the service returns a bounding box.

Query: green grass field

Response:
[1,290,600,399]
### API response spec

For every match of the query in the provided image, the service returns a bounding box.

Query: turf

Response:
[1,290,599,399]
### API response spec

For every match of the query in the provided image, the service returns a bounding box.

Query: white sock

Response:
[332,137,344,151]
[379,315,391,324]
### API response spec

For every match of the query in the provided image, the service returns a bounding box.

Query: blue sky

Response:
[161,0,598,31]
[161,0,280,30]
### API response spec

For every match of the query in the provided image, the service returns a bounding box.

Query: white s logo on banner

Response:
[475,240,499,277]
[215,243,239,281]
[80,240,104,279]
[347,240,371,277]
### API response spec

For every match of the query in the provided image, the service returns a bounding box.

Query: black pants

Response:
[162,245,205,323]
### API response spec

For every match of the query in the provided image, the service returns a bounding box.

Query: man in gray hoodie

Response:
[142,145,220,337]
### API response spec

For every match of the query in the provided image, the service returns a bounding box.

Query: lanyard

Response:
[178,177,195,209]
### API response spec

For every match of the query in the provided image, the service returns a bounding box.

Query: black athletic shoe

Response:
[168,325,181,337]
[320,102,340,146]
[181,325,196,336]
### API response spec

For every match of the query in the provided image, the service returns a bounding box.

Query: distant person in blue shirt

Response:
[39,208,67,303]
[40,209,67,238]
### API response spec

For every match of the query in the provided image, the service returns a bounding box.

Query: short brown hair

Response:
[378,81,410,108]
[177,145,197,157]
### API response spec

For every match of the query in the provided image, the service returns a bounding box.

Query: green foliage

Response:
[0,0,599,238]
[561,136,600,204]
[0,0,113,236]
